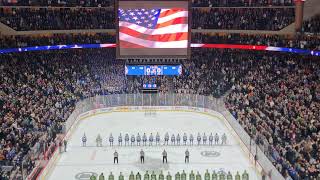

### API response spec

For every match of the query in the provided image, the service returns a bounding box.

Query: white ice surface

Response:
[48,111,261,180]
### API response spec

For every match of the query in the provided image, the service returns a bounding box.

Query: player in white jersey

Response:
[149,133,154,146]
[197,133,201,146]
[214,133,219,145]
[164,132,169,145]
[221,133,227,145]
[183,133,187,145]
[143,133,147,146]
[118,133,123,146]
[209,133,213,146]
[109,133,114,146]
[189,134,194,145]
[171,134,175,145]
[202,133,207,145]
[96,134,102,147]
[137,133,141,146]
[131,134,135,146]
[176,134,181,145]
[125,133,130,146]
[82,133,87,147]
[156,132,160,145]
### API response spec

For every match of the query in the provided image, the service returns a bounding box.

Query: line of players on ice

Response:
[88,170,249,180]
[81,133,227,147]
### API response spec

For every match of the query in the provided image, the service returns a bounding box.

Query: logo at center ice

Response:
[75,172,98,180]
[200,151,220,157]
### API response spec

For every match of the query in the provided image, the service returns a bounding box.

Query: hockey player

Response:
[164,132,169,145]
[136,172,142,180]
[113,150,118,164]
[109,133,114,146]
[90,174,97,180]
[235,172,240,180]
[129,172,135,180]
[162,149,167,163]
[64,139,67,152]
[181,170,186,180]
[175,172,180,180]
[140,149,145,163]
[195,172,201,180]
[214,133,219,145]
[151,171,156,180]
[125,133,130,146]
[96,134,102,147]
[149,133,154,146]
[183,133,187,145]
[82,133,87,147]
[189,171,195,180]
[189,134,194,145]
[242,170,249,180]
[202,133,207,145]
[118,133,123,146]
[226,172,232,180]
[119,172,124,180]
[137,133,141,146]
[185,149,189,163]
[171,134,175,145]
[109,172,114,180]
[143,133,147,146]
[197,133,201,146]
[166,172,172,180]
[204,170,210,180]
[99,173,105,180]
[144,171,150,180]
[156,132,160,146]
[212,171,217,180]
[218,172,225,180]
[159,171,164,180]
[221,133,227,145]
[131,134,135,146]
[209,133,213,146]
[59,141,63,153]
[176,134,181,145]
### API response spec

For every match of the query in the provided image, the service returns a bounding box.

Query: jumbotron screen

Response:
[117,1,190,58]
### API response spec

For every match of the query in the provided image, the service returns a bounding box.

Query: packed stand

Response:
[0,0,113,7]
[192,8,294,30]
[226,52,320,179]
[0,33,116,49]
[0,7,115,31]
[192,0,294,7]
[0,49,126,179]
[192,33,320,50]
[303,14,320,35]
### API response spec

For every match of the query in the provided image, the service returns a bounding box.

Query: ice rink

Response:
[48,111,261,180]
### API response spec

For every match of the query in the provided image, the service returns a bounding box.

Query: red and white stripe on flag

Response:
[119,8,188,48]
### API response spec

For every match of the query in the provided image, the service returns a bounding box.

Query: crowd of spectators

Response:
[192,8,294,30]
[0,6,295,31]
[0,33,115,49]
[0,7,115,31]
[0,0,293,7]
[303,14,320,35]
[0,0,114,7]
[225,53,320,179]
[0,49,125,179]
[192,0,294,7]
[192,33,320,50]
[0,48,319,179]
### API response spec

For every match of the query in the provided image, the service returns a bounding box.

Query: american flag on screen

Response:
[118,8,188,48]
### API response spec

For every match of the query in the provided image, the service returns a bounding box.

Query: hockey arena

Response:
[46,110,261,180]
